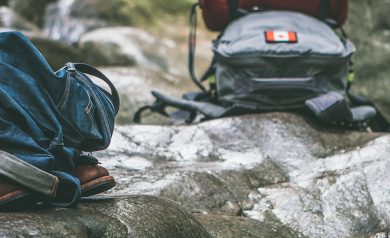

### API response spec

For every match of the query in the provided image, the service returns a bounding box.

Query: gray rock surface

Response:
[0,195,211,238]
[1,113,389,237]
[80,27,183,74]
[95,113,389,237]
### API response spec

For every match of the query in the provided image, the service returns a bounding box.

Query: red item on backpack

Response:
[199,0,349,31]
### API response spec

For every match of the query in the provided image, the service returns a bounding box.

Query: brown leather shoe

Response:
[0,176,31,209]
[75,165,116,197]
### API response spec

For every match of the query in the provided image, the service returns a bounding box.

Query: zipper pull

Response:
[65,62,76,74]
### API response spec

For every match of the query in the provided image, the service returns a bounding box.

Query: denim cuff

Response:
[0,150,59,197]
[49,171,81,208]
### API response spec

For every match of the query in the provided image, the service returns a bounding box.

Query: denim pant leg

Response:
[0,106,81,207]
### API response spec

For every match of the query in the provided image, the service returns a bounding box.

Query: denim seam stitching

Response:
[75,73,111,138]
[56,74,71,110]
[84,95,93,113]
[84,95,99,137]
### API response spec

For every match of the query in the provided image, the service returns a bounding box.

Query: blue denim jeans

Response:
[0,31,117,207]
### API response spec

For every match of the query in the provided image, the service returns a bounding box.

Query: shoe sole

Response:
[81,176,116,197]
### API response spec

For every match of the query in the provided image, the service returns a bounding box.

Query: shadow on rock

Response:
[0,195,212,238]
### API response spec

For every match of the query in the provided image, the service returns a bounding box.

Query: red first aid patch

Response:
[265,31,298,43]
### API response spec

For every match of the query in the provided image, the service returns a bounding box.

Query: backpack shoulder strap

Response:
[227,0,239,20]
[189,3,207,92]
[134,91,227,124]
[319,0,331,20]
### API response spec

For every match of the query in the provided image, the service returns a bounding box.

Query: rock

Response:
[0,29,110,70]
[195,213,302,238]
[8,0,55,27]
[95,113,389,237]
[370,233,389,238]
[79,38,137,67]
[0,195,211,238]
[0,6,39,31]
[0,29,80,70]
[80,27,182,74]
[43,0,107,43]
[1,113,389,237]
[28,34,85,70]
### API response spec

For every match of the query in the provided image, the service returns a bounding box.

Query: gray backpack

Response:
[216,11,353,109]
[135,11,389,131]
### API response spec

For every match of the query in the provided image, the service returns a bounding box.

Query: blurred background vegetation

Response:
[6,0,194,30]
[89,0,193,26]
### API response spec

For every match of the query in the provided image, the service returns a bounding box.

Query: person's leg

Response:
[0,110,81,208]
